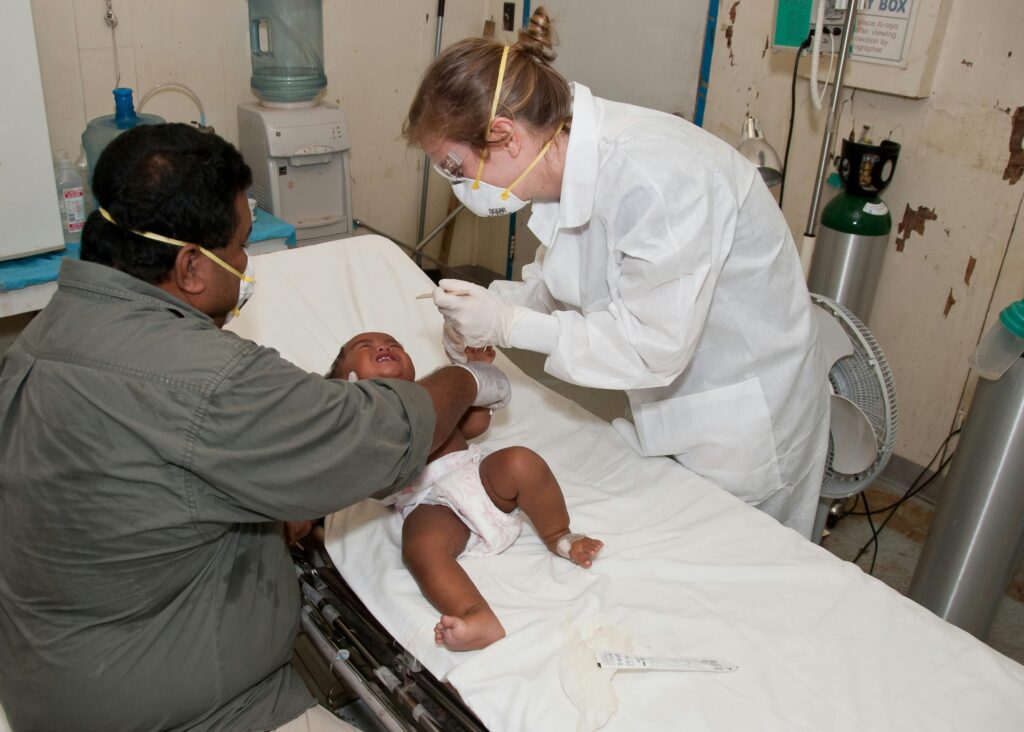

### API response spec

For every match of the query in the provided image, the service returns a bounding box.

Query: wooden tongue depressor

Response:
[416,288,470,300]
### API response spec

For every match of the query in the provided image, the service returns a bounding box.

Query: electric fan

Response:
[811,293,899,501]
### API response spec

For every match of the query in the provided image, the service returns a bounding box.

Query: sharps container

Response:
[82,88,165,185]
[908,299,1024,639]
[248,0,327,106]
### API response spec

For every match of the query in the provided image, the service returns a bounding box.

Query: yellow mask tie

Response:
[470,46,564,201]
[472,45,510,190]
[499,121,564,201]
[98,207,254,284]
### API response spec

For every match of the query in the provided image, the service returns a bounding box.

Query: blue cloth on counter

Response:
[251,209,297,246]
[0,243,80,293]
[0,210,295,293]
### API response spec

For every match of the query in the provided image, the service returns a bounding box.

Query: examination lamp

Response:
[736,117,783,188]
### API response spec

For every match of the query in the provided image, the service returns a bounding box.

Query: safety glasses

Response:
[431,150,467,182]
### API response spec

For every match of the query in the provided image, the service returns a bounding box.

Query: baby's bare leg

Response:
[402,504,505,651]
[479,447,603,568]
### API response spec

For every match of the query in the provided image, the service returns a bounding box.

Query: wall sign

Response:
[851,0,917,67]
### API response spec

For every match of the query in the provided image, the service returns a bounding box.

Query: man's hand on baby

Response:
[465,346,496,364]
[283,520,314,547]
[455,361,511,409]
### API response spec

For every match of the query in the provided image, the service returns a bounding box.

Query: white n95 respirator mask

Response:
[227,255,256,323]
[451,178,529,218]
[450,121,564,218]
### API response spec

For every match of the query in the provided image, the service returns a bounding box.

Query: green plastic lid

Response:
[999,300,1024,338]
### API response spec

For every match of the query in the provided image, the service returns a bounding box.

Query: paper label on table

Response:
[595,651,738,673]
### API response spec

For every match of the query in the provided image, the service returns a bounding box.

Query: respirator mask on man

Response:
[98,207,256,322]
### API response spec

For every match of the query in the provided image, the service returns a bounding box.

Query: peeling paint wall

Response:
[703,1,1024,469]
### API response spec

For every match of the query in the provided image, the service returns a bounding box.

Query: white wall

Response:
[26,0,710,281]
[701,0,1024,470]
[29,0,488,254]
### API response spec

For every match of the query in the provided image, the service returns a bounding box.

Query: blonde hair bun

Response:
[517,6,557,63]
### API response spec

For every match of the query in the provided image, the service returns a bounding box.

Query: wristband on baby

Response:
[556,532,585,560]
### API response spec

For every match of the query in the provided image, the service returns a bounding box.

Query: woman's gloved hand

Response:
[442,322,468,363]
[433,278,529,349]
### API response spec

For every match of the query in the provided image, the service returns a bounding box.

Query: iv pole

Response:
[799,0,859,277]
[416,0,446,247]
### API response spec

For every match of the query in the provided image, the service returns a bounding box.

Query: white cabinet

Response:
[0,0,63,262]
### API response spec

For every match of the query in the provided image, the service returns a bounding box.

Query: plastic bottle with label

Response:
[969,299,1024,380]
[74,146,94,217]
[54,149,86,244]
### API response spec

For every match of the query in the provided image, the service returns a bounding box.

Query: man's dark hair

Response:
[81,123,252,284]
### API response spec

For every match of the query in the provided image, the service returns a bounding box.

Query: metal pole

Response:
[800,1,858,274]
[353,218,454,273]
[415,203,464,252]
[416,0,446,245]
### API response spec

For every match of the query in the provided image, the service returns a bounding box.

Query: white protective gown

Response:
[494,83,830,538]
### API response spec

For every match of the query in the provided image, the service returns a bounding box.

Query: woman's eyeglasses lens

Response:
[432,151,465,181]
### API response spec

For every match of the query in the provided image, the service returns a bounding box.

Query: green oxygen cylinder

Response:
[807,138,900,323]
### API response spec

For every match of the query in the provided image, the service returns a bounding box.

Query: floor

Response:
[501,347,1024,666]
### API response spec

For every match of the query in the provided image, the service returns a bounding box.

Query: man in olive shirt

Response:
[0,125,508,731]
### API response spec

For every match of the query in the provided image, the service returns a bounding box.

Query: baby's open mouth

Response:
[375,353,398,363]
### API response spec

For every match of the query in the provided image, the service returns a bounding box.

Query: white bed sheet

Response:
[229,236,1024,732]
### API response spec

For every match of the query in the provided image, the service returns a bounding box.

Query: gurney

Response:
[226,235,1024,731]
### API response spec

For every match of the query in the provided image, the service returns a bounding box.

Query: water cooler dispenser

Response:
[237,0,352,242]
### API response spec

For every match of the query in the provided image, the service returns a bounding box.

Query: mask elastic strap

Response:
[499,121,565,201]
[472,45,511,191]
[98,207,254,283]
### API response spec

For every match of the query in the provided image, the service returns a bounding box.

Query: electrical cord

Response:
[818,33,837,109]
[779,35,813,207]
[848,428,961,517]
[848,428,962,572]
[860,491,879,574]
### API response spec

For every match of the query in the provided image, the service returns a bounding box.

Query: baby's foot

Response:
[553,532,604,568]
[434,606,506,651]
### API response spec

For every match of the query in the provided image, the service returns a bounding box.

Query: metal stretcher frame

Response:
[293,538,487,732]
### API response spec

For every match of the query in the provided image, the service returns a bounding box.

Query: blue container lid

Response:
[999,300,1024,338]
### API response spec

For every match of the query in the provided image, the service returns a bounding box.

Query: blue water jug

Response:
[82,88,165,185]
[248,0,327,105]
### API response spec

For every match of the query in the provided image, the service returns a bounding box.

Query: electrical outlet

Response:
[502,2,515,32]
[811,0,847,39]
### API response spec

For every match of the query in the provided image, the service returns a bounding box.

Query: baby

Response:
[329,332,603,651]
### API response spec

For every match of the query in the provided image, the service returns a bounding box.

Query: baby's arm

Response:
[458,346,497,439]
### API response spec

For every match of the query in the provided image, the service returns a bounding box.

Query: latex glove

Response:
[442,322,468,364]
[455,361,511,409]
[433,279,528,348]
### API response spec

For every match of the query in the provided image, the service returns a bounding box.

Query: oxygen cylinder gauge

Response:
[807,135,900,323]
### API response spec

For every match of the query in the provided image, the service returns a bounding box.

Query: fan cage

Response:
[811,294,899,500]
